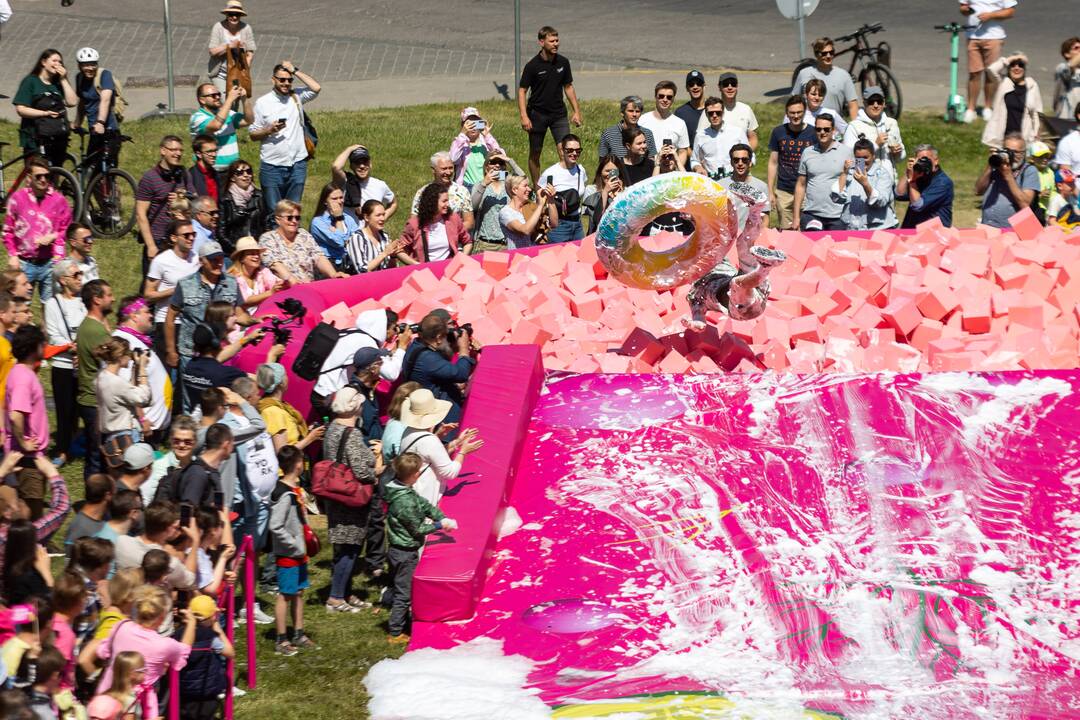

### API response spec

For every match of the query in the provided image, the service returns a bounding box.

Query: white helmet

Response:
[76,47,100,63]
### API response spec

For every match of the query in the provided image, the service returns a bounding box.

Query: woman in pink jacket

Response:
[398,183,472,264]
[449,106,508,189]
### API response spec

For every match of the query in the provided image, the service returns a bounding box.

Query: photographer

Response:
[312,309,412,412]
[93,338,152,456]
[181,322,283,412]
[896,144,955,228]
[400,313,480,428]
[974,131,1039,228]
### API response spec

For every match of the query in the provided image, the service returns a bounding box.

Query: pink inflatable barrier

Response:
[410,369,1080,717]
[411,345,545,622]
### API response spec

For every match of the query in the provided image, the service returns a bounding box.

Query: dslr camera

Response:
[265,298,307,345]
[395,322,421,335]
[446,320,473,344]
[913,156,934,176]
[988,149,1012,170]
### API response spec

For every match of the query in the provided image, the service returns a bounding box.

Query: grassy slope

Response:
[5,99,987,719]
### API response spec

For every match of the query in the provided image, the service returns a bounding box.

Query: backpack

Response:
[176,626,227,700]
[311,427,374,508]
[31,92,69,138]
[94,70,127,123]
[152,461,206,504]
[292,323,376,381]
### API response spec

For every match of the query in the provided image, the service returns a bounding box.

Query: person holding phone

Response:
[582,156,627,232]
[469,153,517,253]
[638,80,690,167]
[93,337,152,453]
[539,134,588,243]
[450,106,512,189]
[834,138,898,230]
[499,175,557,249]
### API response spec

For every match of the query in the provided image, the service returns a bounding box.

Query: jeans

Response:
[177,354,193,414]
[77,403,102,479]
[546,218,584,244]
[260,160,308,227]
[330,543,361,600]
[20,258,54,302]
[50,366,79,458]
[387,546,419,635]
[237,500,277,588]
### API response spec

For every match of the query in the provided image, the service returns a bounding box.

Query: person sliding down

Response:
[684,245,786,330]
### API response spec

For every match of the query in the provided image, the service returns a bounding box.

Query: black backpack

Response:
[153,461,207,504]
[292,323,376,381]
[31,92,69,139]
[176,625,227,700]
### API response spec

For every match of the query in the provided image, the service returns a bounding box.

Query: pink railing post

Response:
[168,667,180,720]
[223,581,236,720]
[241,535,257,690]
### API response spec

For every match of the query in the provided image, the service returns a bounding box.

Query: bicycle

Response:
[0,142,81,222]
[66,127,138,238]
[791,22,903,120]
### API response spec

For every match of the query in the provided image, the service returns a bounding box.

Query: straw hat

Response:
[401,389,452,429]
[221,0,247,16]
[230,236,263,260]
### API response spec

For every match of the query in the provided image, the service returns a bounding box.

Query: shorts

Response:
[527,111,570,154]
[276,563,309,595]
[967,38,1004,74]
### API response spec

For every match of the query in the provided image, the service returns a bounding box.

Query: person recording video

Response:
[400,313,481,429]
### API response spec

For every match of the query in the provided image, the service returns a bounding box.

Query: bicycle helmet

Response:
[76,47,100,63]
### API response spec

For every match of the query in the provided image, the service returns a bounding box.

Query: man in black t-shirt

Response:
[517,25,582,184]
[674,70,707,150]
[766,95,816,230]
[180,322,284,411]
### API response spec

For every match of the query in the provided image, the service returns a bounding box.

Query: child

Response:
[268,446,315,656]
[78,569,143,692]
[383,453,458,644]
[194,508,236,599]
[67,537,114,642]
[174,595,233,720]
[50,571,88,690]
[86,651,147,720]
[26,646,66,720]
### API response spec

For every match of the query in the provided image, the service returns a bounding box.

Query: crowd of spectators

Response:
[0,4,1079,719]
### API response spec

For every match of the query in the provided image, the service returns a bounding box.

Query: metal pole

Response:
[795,0,805,58]
[163,0,175,112]
[513,0,521,89]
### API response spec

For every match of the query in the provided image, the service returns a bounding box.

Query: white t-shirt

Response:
[723,101,759,136]
[424,221,451,261]
[113,328,172,432]
[43,295,87,370]
[1055,131,1080,173]
[638,112,690,151]
[498,206,532,249]
[147,249,199,323]
[251,87,318,166]
[539,162,587,195]
[963,0,1016,40]
[344,177,395,221]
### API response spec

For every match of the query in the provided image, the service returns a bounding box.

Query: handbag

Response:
[291,93,317,160]
[225,46,252,98]
[311,427,374,507]
[302,523,321,557]
[100,433,134,471]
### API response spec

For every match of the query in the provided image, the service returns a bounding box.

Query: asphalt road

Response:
[0,0,1065,110]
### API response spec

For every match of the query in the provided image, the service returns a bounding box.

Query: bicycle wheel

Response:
[48,166,82,222]
[84,168,137,238]
[860,62,902,120]
[789,59,816,94]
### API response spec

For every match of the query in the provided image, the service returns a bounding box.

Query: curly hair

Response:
[417,182,449,228]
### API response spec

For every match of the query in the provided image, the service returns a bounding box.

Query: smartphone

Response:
[606,168,619,181]
[855,158,866,173]
[663,138,673,147]
[176,590,191,610]
[474,119,486,130]
[231,79,239,88]
[213,490,225,509]
[545,175,553,186]
[179,503,192,528]
[497,170,507,181]
[277,117,286,125]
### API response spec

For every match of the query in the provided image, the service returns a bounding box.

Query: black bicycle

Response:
[0,143,81,220]
[67,127,138,238]
[791,23,902,119]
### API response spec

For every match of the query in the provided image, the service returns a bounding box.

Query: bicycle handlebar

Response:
[934,23,964,32]
[835,22,884,42]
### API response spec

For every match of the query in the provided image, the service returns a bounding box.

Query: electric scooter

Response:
[935,23,967,123]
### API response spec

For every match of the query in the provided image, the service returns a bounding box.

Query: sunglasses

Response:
[30,173,51,180]
[731,157,751,164]
[225,12,242,17]
[867,97,885,105]
[818,50,835,57]
[705,110,724,117]
[720,80,738,88]
[68,271,83,278]
[74,234,94,242]
[233,167,253,176]
[656,93,674,100]
[273,76,293,83]
[1009,61,1026,68]
[177,231,197,239]
[201,92,222,99]
[278,214,301,221]
[687,81,705,88]
[200,210,220,216]
[815,127,833,133]
[563,147,582,154]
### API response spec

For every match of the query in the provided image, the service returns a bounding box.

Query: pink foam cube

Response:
[882,298,921,337]
[1009,206,1044,241]
[917,285,961,321]
[961,295,992,334]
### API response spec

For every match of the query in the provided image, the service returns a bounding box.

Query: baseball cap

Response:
[1055,167,1076,186]
[863,86,884,100]
[349,146,371,164]
[351,346,389,371]
[718,72,738,85]
[198,240,225,259]
[189,595,218,620]
[685,70,705,86]
[1028,141,1052,158]
[460,106,481,122]
[123,443,156,471]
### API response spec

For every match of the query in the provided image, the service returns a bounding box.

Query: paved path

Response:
[0,0,1062,117]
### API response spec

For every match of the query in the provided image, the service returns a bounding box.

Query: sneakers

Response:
[325,600,361,614]
[387,633,410,646]
[750,245,787,268]
[963,108,977,124]
[347,595,373,610]
[274,640,298,657]
[237,605,273,625]
[217,687,247,700]
[981,107,993,121]
[293,633,319,650]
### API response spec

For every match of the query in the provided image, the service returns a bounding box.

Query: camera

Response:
[913,156,934,175]
[265,298,307,345]
[446,320,473,344]
[988,149,1011,169]
[395,322,421,334]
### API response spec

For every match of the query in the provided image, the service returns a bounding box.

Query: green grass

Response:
[11,99,990,719]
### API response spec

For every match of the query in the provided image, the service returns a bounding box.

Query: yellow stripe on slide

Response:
[552,693,841,718]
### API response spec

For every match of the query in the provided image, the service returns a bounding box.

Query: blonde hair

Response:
[169,196,192,220]
[108,651,145,697]
[388,381,421,421]
[131,584,170,626]
[505,175,529,197]
[92,337,133,364]
[274,199,301,216]
[107,568,143,612]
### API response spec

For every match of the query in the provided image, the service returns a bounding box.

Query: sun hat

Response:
[401,388,452,429]
[230,236,263,260]
[221,0,246,15]
[460,106,481,122]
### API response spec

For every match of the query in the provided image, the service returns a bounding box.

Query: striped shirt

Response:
[597,123,657,159]
[189,108,244,170]
[345,227,394,272]
[135,164,195,246]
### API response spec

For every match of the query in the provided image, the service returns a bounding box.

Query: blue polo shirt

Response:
[898,169,954,229]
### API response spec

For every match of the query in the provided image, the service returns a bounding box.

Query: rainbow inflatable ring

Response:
[595,172,743,290]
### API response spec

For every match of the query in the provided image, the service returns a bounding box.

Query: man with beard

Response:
[76,278,114,478]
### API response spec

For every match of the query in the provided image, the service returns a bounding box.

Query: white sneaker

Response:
[237,605,274,625]
[981,107,992,121]
[963,108,977,124]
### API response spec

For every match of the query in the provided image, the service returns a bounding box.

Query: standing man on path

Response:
[518,26,582,184]
[249,60,321,227]
[791,38,858,121]
[960,0,1016,123]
